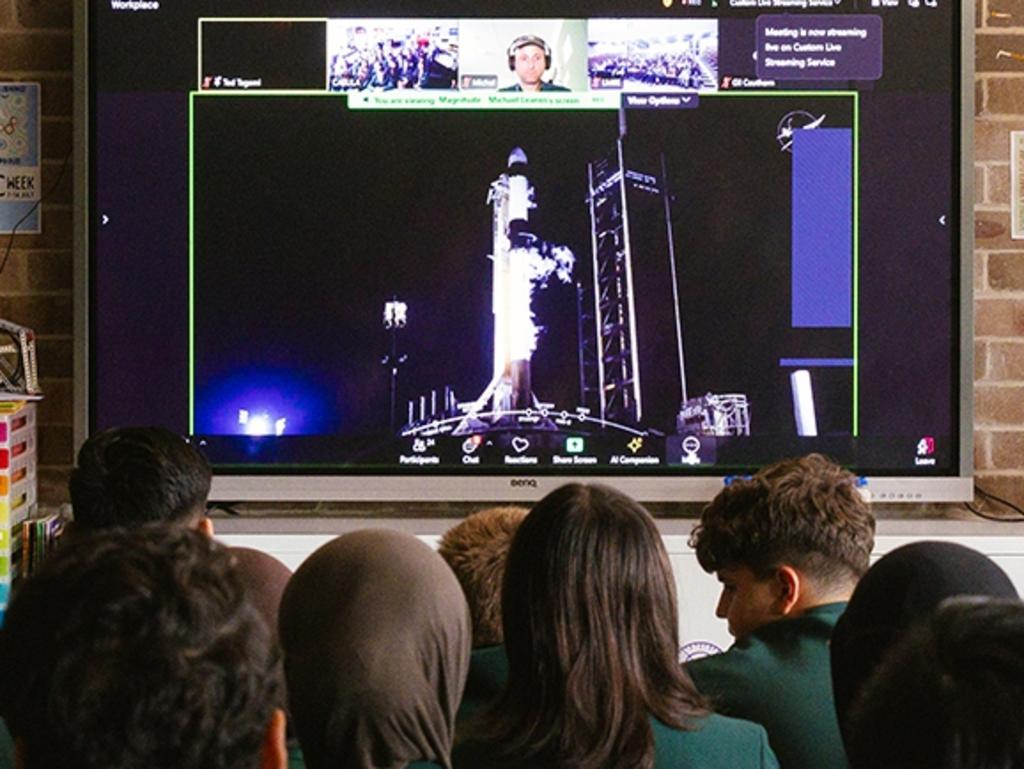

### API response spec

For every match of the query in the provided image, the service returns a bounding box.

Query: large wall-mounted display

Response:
[77,0,974,502]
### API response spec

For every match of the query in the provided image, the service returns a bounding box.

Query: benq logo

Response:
[509,479,538,488]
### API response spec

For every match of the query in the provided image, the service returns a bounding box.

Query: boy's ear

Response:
[773,565,802,616]
[260,708,288,769]
[195,516,215,538]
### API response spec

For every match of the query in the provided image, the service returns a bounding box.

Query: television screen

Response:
[79,0,972,501]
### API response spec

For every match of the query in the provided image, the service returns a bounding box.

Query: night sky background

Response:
[193,93,869,442]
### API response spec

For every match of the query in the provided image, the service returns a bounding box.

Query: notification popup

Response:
[756,15,883,80]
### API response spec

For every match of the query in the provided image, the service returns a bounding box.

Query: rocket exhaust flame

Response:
[508,242,575,358]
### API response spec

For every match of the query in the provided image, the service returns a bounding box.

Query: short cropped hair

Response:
[689,454,875,587]
[0,524,280,769]
[848,598,1024,769]
[70,426,212,530]
[438,506,528,647]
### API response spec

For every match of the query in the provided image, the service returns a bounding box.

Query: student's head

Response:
[230,547,292,639]
[830,541,1018,750]
[0,524,285,769]
[279,529,470,769]
[230,547,294,715]
[508,34,550,90]
[689,453,875,639]
[69,426,213,534]
[438,505,528,648]
[847,597,1024,769]
[489,483,707,769]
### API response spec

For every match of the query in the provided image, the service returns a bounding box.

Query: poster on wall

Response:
[0,83,41,235]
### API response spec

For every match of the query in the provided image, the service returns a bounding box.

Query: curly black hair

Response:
[0,523,280,769]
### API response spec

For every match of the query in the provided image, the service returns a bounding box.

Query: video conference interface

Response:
[91,1,960,475]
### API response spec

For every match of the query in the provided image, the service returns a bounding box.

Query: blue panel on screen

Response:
[779,358,855,368]
[792,128,852,329]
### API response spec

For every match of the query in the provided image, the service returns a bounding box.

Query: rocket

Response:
[454,146,573,434]
[489,147,535,414]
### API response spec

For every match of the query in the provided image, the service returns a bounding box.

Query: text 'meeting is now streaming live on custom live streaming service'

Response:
[86,0,966,495]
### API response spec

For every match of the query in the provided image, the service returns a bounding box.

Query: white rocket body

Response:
[507,174,531,223]
[490,147,534,413]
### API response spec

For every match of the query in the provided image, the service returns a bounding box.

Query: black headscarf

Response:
[830,541,1018,749]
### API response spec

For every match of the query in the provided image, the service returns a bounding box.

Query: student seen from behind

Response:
[686,453,875,769]
[68,425,213,536]
[64,425,300,765]
[0,426,219,769]
[0,524,286,769]
[453,483,778,769]
[279,529,471,769]
[438,505,528,733]
[830,540,1019,752]
[847,597,1024,769]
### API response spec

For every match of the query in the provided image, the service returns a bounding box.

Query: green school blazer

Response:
[289,745,441,769]
[0,719,13,769]
[456,644,510,733]
[687,602,849,769]
[452,713,779,769]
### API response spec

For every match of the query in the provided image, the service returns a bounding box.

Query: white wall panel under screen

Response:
[217,524,1024,657]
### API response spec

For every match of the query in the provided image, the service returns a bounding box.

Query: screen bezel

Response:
[72,1,975,503]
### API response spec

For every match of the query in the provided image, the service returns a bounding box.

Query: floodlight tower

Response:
[382,297,408,433]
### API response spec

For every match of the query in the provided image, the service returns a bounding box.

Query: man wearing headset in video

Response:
[500,34,570,92]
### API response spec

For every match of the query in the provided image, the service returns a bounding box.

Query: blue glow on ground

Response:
[195,370,336,435]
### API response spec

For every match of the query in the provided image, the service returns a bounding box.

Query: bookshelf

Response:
[0,401,37,625]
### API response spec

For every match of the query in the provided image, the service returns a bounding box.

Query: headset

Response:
[507,34,552,70]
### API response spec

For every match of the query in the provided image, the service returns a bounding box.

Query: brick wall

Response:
[0,1,1020,515]
[0,0,73,507]
[975,0,1024,510]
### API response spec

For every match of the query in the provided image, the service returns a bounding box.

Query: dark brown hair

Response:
[438,505,528,647]
[689,453,875,587]
[848,598,1024,769]
[483,483,708,769]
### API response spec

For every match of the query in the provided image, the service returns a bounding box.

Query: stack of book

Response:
[19,512,64,580]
